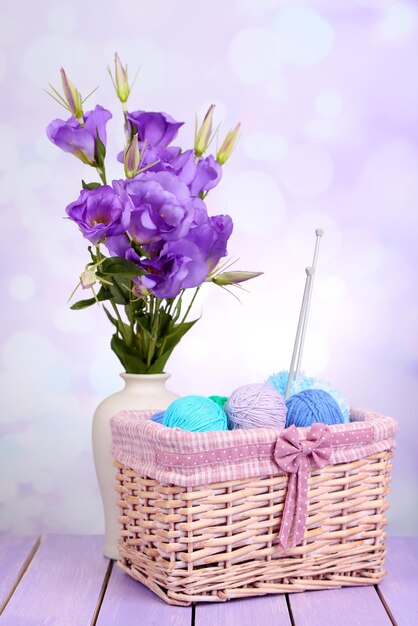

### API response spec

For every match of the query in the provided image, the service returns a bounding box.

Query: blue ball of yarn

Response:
[150,411,165,424]
[163,395,228,432]
[285,388,345,428]
[268,370,350,422]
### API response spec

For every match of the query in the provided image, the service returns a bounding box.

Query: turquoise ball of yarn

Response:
[268,370,350,422]
[163,395,228,432]
[285,389,345,428]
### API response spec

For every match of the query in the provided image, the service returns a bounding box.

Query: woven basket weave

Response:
[111,408,396,606]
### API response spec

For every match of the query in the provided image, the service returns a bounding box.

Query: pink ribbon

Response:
[274,423,332,549]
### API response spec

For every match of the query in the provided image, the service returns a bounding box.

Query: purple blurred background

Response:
[0,0,417,533]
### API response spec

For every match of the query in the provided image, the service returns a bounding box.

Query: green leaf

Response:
[99,256,142,277]
[147,319,198,373]
[131,239,149,258]
[70,287,111,310]
[109,315,199,374]
[70,297,97,310]
[103,306,119,329]
[106,277,130,305]
[163,319,199,351]
[95,257,142,305]
[110,334,148,374]
[157,310,173,338]
[136,314,152,337]
[82,180,101,190]
[95,128,106,167]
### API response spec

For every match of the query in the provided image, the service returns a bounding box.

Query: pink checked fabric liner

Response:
[111,408,396,550]
[111,407,397,488]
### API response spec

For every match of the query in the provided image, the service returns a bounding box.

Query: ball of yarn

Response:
[225,383,287,430]
[208,395,228,410]
[285,389,345,428]
[268,370,350,422]
[150,411,165,424]
[268,370,296,397]
[163,395,228,432]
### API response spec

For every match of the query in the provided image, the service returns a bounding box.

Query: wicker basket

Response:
[111,408,396,606]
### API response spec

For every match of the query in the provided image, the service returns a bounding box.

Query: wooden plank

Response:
[0,534,40,613]
[1,534,110,626]
[288,585,392,626]
[378,536,418,625]
[196,594,291,626]
[96,564,192,626]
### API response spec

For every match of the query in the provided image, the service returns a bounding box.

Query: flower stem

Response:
[147,296,161,367]
[111,301,130,344]
[180,286,200,325]
[96,166,107,185]
[122,101,131,143]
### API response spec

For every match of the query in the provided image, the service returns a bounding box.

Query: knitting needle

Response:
[295,228,324,382]
[285,265,314,400]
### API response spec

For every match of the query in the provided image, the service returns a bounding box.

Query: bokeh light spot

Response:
[278,143,334,196]
[9,274,36,302]
[272,6,334,66]
[20,36,89,87]
[222,170,286,234]
[372,2,417,44]
[228,28,281,85]
[0,124,18,171]
[47,3,77,36]
[0,48,7,84]
[244,133,288,162]
[315,91,343,118]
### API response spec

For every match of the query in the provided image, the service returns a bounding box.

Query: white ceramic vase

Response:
[92,372,179,559]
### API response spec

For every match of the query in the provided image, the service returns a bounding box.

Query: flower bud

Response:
[60,68,83,120]
[80,268,97,289]
[133,277,149,297]
[194,104,215,157]
[124,134,140,178]
[212,270,263,286]
[110,52,131,103]
[216,123,241,165]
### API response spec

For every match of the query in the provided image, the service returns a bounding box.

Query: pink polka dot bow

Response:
[273,423,332,550]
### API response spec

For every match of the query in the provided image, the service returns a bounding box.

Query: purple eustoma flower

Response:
[116,142,180,172]
[66,185,128,244]
[168,149,197,186]
[114,171,196,243]
[129,212,233,298]
[127,111,183,148]
[188,214,233,271]
[189,155,222,196]
[105,233,131,257]
[141,240,208,299]
[46,105,112,164]
[118,145,197,186]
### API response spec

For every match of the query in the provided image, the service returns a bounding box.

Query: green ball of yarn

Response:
[208,395,228,410]
[163,395,228,432]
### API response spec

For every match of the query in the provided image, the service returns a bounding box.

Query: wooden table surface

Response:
[0,535,416,625]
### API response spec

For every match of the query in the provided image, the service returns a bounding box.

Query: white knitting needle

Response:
[295,228,324,382]
[285,266,314,400]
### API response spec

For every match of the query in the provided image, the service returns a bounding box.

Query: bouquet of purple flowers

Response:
[46,54,261,374]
